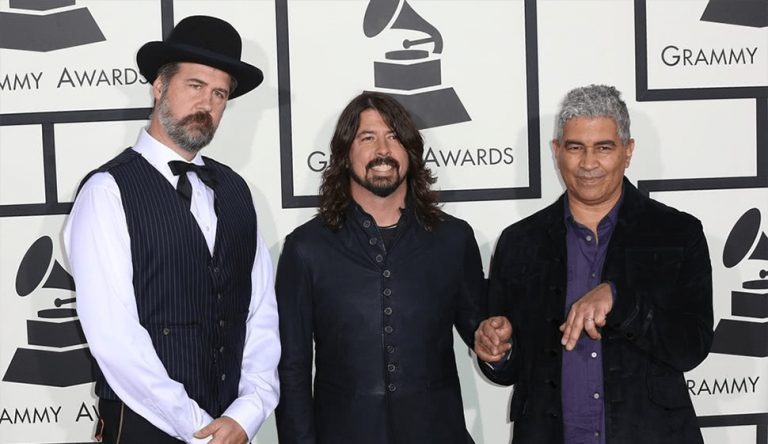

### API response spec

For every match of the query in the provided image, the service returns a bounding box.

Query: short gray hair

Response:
[554,84,631,144]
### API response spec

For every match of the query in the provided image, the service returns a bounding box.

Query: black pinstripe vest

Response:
[82,148,257,417]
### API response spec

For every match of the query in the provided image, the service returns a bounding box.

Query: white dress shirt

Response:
[64,129,280,443]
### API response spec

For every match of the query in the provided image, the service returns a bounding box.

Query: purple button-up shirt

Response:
[562,197,621,444]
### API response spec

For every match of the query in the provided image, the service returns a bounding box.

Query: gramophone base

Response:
[711,319,768,357]
[372,87,471,130]
[0,7,105,52]
[700,0,768,28]
[2,347,95,387]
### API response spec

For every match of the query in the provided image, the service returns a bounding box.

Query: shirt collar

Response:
[564,186,624,232]
[131,128,205,185]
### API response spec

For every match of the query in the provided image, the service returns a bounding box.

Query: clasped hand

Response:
[474,282,614,362]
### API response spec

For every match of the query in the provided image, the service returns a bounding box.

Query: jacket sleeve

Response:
[453,221,488,350]
[478,229,522,386]
[605,218,714,372]
[275,233,316,444]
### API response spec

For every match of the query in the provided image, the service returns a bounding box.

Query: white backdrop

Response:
[0,1,766,443]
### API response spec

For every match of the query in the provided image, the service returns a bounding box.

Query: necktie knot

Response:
[168,161,218,207]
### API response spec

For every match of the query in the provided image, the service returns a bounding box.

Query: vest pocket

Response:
[146,323,205,387]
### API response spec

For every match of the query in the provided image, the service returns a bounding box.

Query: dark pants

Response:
[97,398,183,444]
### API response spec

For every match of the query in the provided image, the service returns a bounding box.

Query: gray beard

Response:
[157,96,216,153]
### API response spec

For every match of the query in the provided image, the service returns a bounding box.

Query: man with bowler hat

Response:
[64,15,279,443]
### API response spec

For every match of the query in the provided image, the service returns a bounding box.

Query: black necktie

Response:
[168,161,218,208]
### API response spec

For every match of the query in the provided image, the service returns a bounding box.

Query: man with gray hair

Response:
[474,85,713,443]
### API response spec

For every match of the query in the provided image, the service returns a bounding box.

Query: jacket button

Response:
[375,254,383,263]
[384,326,393,334]
[219,346,225,353]
[382,270,391,278]
[217,293,223,301]
[384,307,393,315]
[363,220,371,228]
[387,384,396,392]
[219,319,226,328]
[162,328,170,336]
[369,238,377,245]
[221,374,227,381]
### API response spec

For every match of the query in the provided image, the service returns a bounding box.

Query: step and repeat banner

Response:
[0,0,765,443]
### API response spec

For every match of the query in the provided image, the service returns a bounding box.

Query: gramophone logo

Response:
[3,236,95,387]
[700,0,768,28]
[0,0,105,52]
[711,208,768,357]
[363,0,470,130]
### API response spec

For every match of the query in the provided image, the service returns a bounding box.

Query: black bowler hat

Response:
[136,15,263,99]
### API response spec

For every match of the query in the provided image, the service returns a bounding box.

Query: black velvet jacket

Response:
[481,178,713,444]
[276,203,485,444]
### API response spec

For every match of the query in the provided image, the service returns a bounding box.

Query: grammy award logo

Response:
[700,0,768,28]
[711,208,768,357]
[0,0,105,52]
[363,0,471,130]
[3,236,95,386]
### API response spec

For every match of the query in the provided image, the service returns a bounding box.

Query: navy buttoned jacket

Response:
[481,178,713,444]
[276,203,485,444]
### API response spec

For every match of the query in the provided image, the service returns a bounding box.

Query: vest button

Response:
[384,307,393,315]
[387,364,396,372]
[384,326,393,334]
[386,345,395,353]
[387,384,396,392]
[221,374,227,381]
[382,270,391,278]
[162,328,170,336]
[219,319,226,328]
[383,288,392,296]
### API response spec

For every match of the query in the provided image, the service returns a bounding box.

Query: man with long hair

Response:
[275,92,485,443]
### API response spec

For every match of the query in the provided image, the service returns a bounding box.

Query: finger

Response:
[194,423,214,439]
[560,305,578,340]
[498,317,513,339]
[583,316,601,340]
[563,315,585,351]
[477,349,505,363]
[594,309,608,328]
[476,330,500,355]
[474,342,504,362]
[483,321,502,346]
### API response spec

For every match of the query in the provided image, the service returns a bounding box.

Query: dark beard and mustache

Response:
[350,156,406,198]
[158,95,217,153]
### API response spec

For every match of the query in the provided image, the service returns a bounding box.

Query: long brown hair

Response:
[318,92,441,231]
